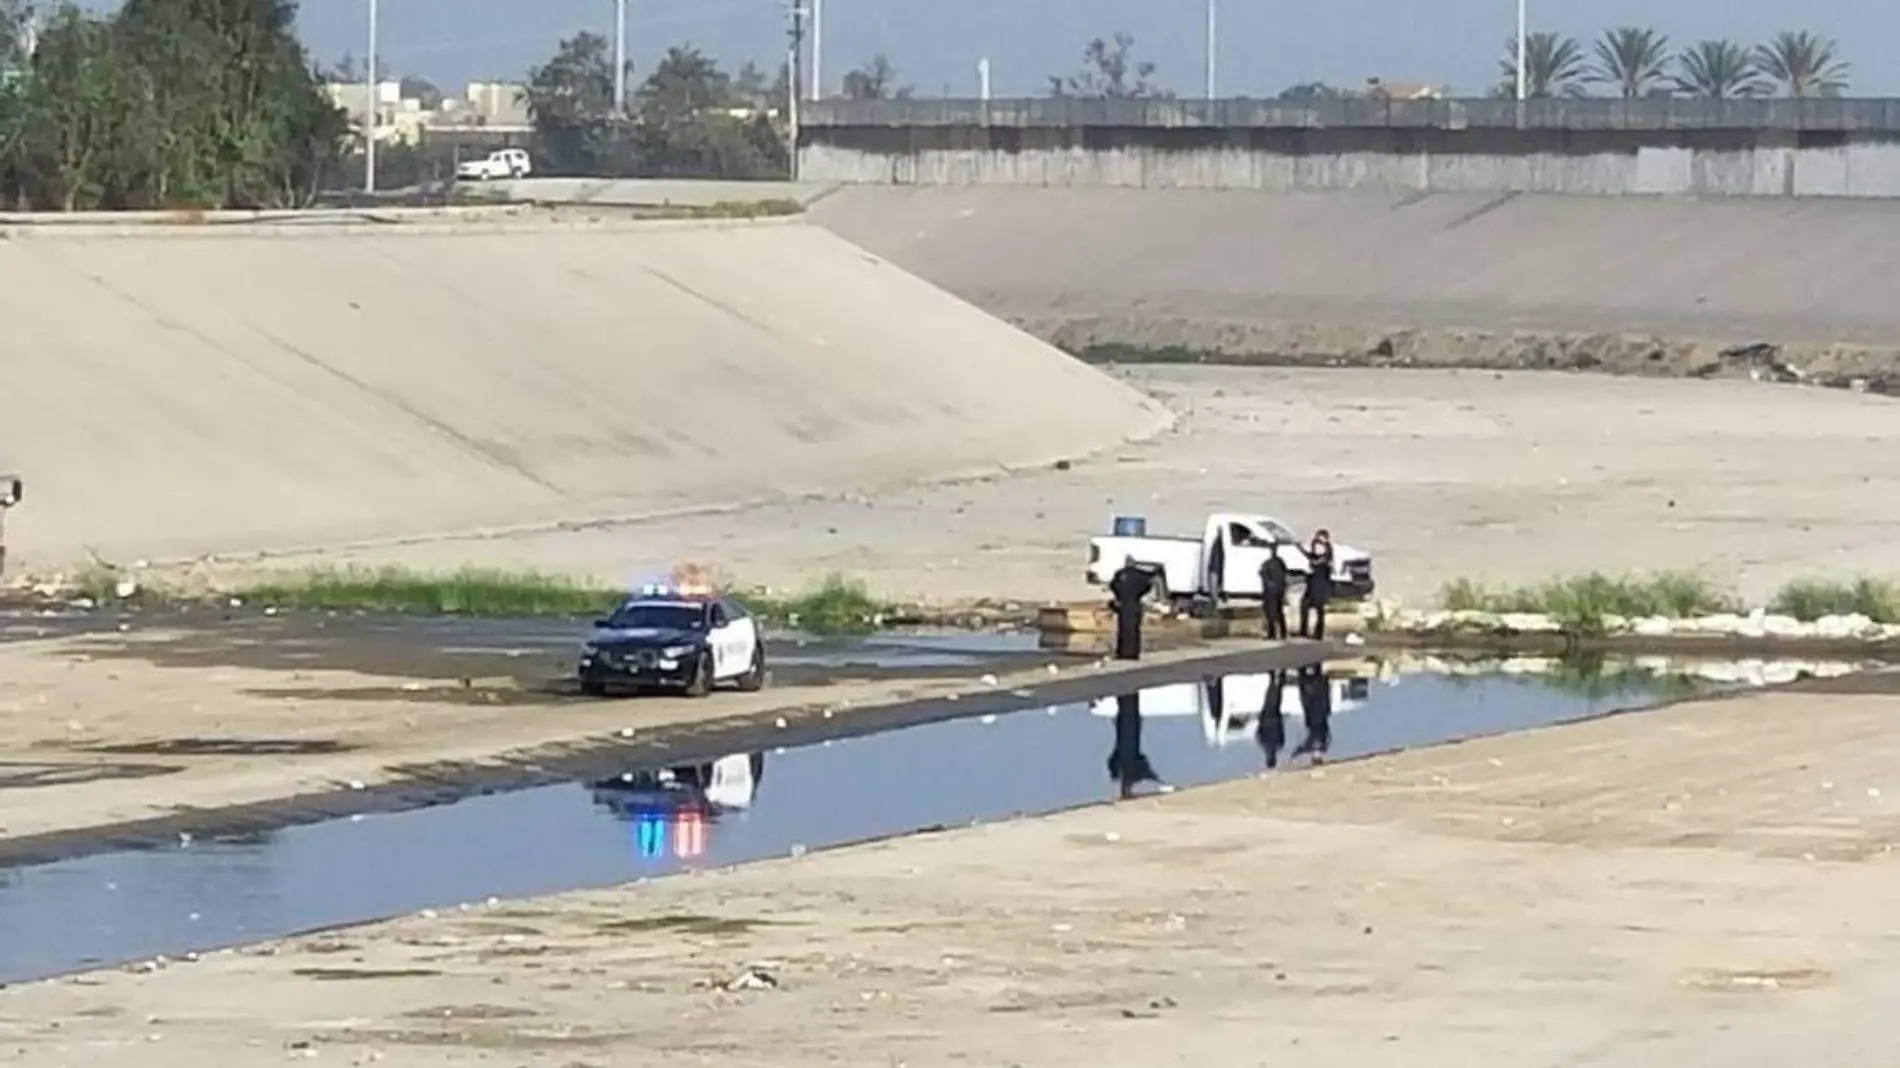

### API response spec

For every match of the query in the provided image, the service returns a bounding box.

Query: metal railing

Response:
[803,96,1900,131]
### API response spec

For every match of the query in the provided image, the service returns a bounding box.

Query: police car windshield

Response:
[603,601,705,631]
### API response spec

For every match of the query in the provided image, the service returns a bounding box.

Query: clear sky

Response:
[283,0,1887,98]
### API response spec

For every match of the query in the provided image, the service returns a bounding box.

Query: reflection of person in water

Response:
[1106,691,1160,799]
[1293,664,1333,761]
[1256,670,1288,768]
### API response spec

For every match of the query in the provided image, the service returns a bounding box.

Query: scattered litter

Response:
[347,780,366,791]
[789,844,807,857]
[1869,788,1883,798]
[1046,664,1060,675]
[821,708,834,719]
[619,728,635,739]
[1343,633,1365,646]
[979,714,997,725]
[713,967,779,992]
[774,717,788,729]
[979,674,999,686]
[1103,832,1121,843]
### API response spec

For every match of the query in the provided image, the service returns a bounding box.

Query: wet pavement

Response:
[0,606,1059,688]
[0,653,1802,985]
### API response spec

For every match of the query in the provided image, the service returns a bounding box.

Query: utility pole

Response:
[365,0,377,193]
[787,0,805,179]
[977,56,991,101]
[1204,0,1217,100]
[809,0,822,100]
[613,0,627,112]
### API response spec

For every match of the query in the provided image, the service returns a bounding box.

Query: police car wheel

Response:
[737,646,765,692]
[683,653,713,697]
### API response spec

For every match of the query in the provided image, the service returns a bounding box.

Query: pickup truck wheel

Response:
[580,678,607,697]
[736,646,766,692]
[683,653,713,698]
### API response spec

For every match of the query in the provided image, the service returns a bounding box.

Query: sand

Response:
[0,209,1166,576]
[6,676,1899,1064]
[194,365,1900,609]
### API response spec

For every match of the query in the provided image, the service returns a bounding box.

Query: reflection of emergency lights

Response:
[635,808,708,860]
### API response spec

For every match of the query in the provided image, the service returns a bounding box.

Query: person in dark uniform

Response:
[1205,531,1227,605]
[1107,691,1160,799]
[1299,529,1336,640]
[1107,557,1156,660]
[1292,663,1334,762]
[1256,669,1288,769]
[1258,542,1289,640]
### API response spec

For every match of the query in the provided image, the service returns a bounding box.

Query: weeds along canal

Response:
[0,651,1867,985]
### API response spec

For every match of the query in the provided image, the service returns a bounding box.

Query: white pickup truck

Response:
[1085,512,1374,604]
[455,148,533,181]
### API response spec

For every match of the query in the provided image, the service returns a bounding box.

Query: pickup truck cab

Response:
[1086,512,1374,604]
[455,148,532,181]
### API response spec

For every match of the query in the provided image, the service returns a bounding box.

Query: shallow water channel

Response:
[0,653,1846,985]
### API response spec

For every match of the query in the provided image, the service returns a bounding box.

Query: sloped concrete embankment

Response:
[0,214,1170,575]
[810,187,1900,390]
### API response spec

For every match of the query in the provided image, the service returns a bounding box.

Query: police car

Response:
[577,585,766,697]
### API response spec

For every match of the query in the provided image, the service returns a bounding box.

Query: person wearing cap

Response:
[1299,529,1336,640]
[1107,556,1156,660]
[1258,539,1289,640]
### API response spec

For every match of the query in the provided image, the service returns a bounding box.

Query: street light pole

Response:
[809,0,822,100]
[1514,0,1527,101]
[1204,0,1217,99]
[365,0,377,193]
[613,0,627,112]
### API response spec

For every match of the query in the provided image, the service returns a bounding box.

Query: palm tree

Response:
[1753,30,1849,97]
[1671,39,1765,99]
[1588,26,1670,98]
[1496,31,1587,98]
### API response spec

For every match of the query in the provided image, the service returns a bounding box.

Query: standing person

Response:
[1205,531,1227,606]
[1258,541,1289,640]
[1107,557,1155,661]
[1299,529,1336,640]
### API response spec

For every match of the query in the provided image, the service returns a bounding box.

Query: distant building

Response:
[1359,78,1444,100]
[325,79,533,149]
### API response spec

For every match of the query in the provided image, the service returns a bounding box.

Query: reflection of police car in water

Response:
[577,585,766,697]
[1090,668,1373,747]
[589,753,763,861]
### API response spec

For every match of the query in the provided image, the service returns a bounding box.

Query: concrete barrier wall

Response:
[800,126,1900,197]
[0,215,1169,573]
[797,97,1900,197]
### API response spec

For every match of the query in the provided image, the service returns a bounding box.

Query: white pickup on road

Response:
[1086,512,1375,604]
[455,148,533,181]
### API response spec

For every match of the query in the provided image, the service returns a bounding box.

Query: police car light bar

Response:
[637,582,716,599]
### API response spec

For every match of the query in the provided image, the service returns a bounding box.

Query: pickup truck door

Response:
[1218,519,1279,597]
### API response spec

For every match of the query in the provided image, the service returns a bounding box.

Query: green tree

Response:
[1588,26,1670,98]
[628,45,784,179]
[1496,31,1586,98]
[114,0,345,207]
[1048,32,1165,99]
[15,6,134,209]
[1277,81,1346,102]
[1671,39,1765,99]
[1753,31,1848,97]
[522,30,620,174]
[841,53,910,100]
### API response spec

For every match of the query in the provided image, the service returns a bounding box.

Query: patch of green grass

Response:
[1439,571,1739,636]
[740,572,889,636]
[1769,577,1900,624]
[240,566,621,617]
[1064,341,1223,365]
[232,565,893,634]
